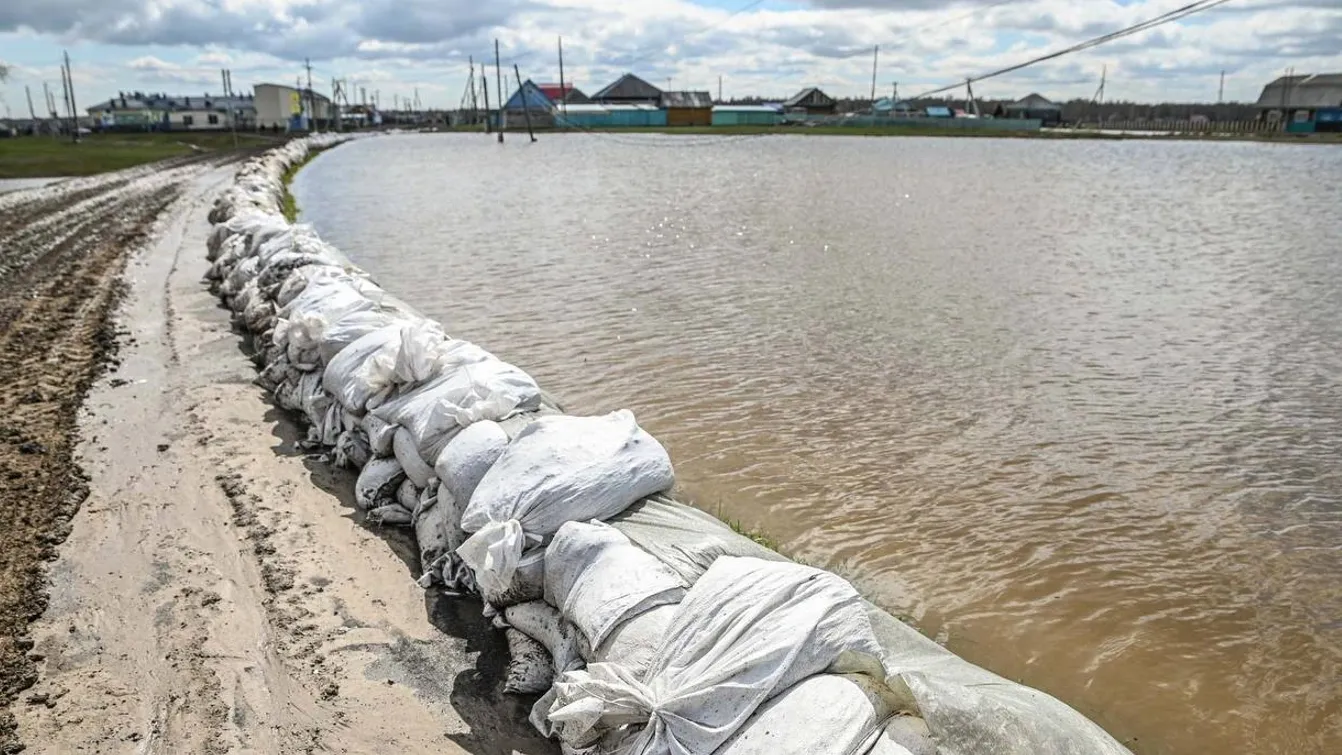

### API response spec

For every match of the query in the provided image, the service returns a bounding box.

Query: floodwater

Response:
[293,133,1342,755]
[0,178,62,194]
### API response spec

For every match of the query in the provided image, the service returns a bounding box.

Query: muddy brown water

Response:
[293,133,1342,755]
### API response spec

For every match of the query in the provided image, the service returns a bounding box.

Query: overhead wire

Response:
[909,0,1238,99]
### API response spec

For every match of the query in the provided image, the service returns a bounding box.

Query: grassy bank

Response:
[0,132,282,179]
[279,146,333,222]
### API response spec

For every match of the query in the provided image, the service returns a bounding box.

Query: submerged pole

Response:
[494,40,505,143]
[515,65,537,143]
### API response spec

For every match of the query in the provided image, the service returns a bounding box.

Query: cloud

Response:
[0,0,1339,108]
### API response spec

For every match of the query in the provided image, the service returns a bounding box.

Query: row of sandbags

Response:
[204,137,1135,755]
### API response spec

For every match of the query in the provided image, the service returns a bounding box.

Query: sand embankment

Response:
[2,160,550,755]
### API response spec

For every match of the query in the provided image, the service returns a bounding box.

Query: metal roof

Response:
[592,73,663,101]
[1008,93,1060,111]
[660,91,713,108]
[1255,73,1342,109]
[87,93,256,114]
[784,87,835,108]
[712,105,778,112]
[503,80,554,110]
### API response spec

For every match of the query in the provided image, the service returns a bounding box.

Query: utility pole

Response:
[221,69,239,147]
[1218,69,1225,104]
[25,85,36,120]
[304,57,315,131]
[514,65,536,142]
[63,50,79,143]
[558,37,567,118]
[718,75,723,103]
[480,61,492,134]
[43,82,57,139]
[468,57,479,125]
[869,45,879,104]
[494,39,504,143]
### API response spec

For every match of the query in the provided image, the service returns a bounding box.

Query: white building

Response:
[254,83,332,130]
[85,91,254,130]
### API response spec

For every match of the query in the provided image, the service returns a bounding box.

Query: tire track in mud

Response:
[0,156,239,755]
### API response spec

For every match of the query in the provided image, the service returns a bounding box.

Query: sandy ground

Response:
[4,165,553,754]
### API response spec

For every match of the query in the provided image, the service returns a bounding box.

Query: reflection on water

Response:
[294,133,1342,755]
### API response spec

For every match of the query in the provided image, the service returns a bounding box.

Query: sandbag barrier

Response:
[205,136,1136,755]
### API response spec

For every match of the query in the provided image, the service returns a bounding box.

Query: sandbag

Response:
[334,428,372,470]
[457,411,673,598]
[864,717,936,755]
[371,355,543,464]
[433,420,508,515]
[608,497,787,587]
[504,601,585,676]
[580,603,677,680]
[543,557,886,754]
[361,413,397,457]
[396,478,421,513]
[860,600,1132,755]
[414,488,462,583]
[369,504,412,527]
[393,326,494,387]
[505,629,555,695]
[355,457,404,511]
[714,674,902,755]
[325,325,404,415]
[318,309,414,365]
[544,521,685,650]
[393,427,435,488]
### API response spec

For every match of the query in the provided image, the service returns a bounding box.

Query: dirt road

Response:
[0,161,552,754]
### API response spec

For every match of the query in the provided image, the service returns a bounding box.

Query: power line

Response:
[911,0,1237,99]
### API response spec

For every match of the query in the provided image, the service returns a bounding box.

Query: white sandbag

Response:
[860,601,1132,755]
[221,256,260,298]
[318,309,414,365]
[714,674,902,755]
[415,488,462,582]
[505,629,555,695]
[355,457,404,511]
[361,413,397,457]
[371,356,542,464]
[582,603,677,680]
[864,716,935,755]
[396,478,421,513]
[458,411,673,598]
[334,429,372,470]
[609,497,787,587]
[433,420,508,508]
[369,504,413,527]
[503,601,585,675]
[324,325,404,415]
[393,326,494,387]
[393,427,436,488]
[543,557,886,754]
[483,547,546,608]
[544,521,685,650]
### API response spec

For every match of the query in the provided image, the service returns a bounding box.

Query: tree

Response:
[0,62,9,82]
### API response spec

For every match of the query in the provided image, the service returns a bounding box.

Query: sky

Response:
[0,0,1339,114]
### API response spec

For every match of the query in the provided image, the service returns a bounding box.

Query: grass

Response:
[0,131,283,179]
[278,144,338,222]
[727,518,781,552]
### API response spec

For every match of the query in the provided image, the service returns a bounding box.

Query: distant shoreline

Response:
[439,123,1342,144]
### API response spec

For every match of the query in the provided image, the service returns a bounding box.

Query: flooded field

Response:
[293,133,1342,755]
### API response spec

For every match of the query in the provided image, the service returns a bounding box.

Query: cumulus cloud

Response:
[0,0,1339,107]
